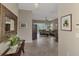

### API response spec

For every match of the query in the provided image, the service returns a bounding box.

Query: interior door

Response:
[32,24,37,40]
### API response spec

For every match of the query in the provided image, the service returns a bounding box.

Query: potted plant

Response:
[8,35,20,48]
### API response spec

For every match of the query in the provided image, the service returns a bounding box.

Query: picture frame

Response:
[61,14,72,31]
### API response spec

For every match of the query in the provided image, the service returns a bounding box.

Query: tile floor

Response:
[22,35,58,56]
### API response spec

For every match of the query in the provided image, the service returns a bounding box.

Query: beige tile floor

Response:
[22,35,58,56]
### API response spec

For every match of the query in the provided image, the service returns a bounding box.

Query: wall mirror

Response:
[0,4,17,41]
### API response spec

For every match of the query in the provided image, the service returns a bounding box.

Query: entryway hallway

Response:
[22,34,58,56]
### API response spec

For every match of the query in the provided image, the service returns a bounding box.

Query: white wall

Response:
[2,3,19,16]
[18,10,32,43]
[58,4,79,56]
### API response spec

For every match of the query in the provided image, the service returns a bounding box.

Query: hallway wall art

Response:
[61,14,72,31]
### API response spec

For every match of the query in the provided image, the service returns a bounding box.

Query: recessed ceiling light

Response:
[34,3,39,8]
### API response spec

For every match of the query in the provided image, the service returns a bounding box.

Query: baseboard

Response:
[25,40,32,43]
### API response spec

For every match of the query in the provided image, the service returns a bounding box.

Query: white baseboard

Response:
[25,40,32,43]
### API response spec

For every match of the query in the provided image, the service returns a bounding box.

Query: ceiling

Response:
[19,3,58,20]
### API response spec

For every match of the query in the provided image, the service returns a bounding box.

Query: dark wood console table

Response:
[1,40,25,56]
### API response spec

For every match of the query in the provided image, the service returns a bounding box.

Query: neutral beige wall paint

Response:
[58,4,79,56]
[18,10,32,43]
[2,3,19,16]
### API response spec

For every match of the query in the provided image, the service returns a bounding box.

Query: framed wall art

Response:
[61,14,72,31]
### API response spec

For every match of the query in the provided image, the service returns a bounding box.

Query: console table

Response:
[1,40,25,56]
